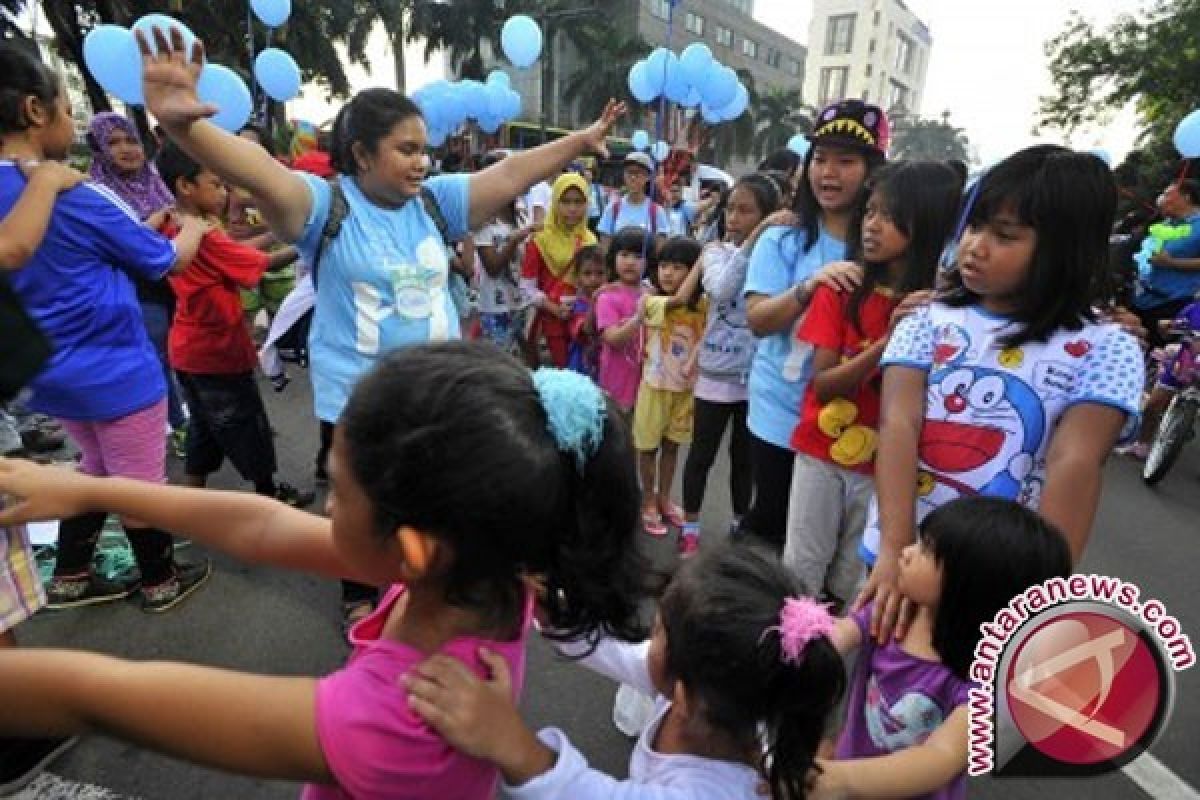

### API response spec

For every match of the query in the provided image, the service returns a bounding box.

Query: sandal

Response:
[341,599,375,638]
[660,502,687,529]
[641,509,667,537]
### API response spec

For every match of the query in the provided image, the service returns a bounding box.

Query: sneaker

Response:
[0,736,78,795]
[45,572,139,610]
[274,482,315,508]
[678,535,700,557]
[141,559,212,613]
[1117,442,1151,461]
[168,427,188,459]
[18,426,67,453]
[728,515,743,537]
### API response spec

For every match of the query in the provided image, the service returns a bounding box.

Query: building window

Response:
[766,47,781,68]
[649,0,671,20]
[819,66,849,106]
[685,11,705,35]
[862,89,870,100]
[873,10,881,24]
[742,38,758,59]
[715,24,733,47]
[787,58,801,77]
[865,64,873,77]
[825,13,856,55]
[868,38,876,55]
[888,79,910,112]
[895,32,914,74]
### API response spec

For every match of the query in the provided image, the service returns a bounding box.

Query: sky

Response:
[753,0,1144,164]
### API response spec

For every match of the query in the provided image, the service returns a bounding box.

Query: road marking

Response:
[1123,753,1200,800]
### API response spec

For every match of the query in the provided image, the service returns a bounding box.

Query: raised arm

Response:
[138,28,311,243]
[0,161,85,269]
[467,101,625,230]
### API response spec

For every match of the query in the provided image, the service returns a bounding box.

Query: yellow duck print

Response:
[818,398,878,467]
[998,348,1024,369]
[916,471,936,497]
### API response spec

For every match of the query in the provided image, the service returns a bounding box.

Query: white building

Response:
[802,0,931,115]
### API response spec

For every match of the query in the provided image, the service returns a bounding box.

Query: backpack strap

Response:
[311,177,349,291]
[419,186,453,249]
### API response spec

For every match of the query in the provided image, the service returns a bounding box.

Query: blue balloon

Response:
[196,64,253,133]
[1174,109,1200,158]
[628,61,657,104]
[254,48,301,102]
[652,140,670,162]
[486,70,511,89]
[682,87,702,109]
[700,104,722,126]
[131,14,199,57]
[428,127,448,148]
[718,83,749,121]
[701,64,738,110]
[478,115,504,135]
[663,57,690,104]
[251,0,291,28]
[460,80,489,118]
[501,15,543,69]
[679,42,713,88]
[787,134,811,157]
[84,25,143,105]
[631,130,650,151]
[502,89,523,121]
[645,48,675,94]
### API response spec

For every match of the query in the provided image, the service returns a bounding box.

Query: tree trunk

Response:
[392,19,407,92]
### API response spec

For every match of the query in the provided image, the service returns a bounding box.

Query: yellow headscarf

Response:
[533,172,598,281]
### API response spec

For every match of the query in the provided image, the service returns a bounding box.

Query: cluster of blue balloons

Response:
[630,130,671,162]
[787,134,811,158]
[411,71,523,145]
[500,15,543,70]
[627,43,749,125]
[1174,109,1200,159]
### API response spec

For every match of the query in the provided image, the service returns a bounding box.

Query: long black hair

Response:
[330,88,423,176]
[942,144,1117,347]
[920,497,1072,680]
[791,143,886,254]
[0,43,61,138]
[846,160,962,332]
[653,236,703,309]
[606,226,657,282]
[341,342,647,645]
[661,541,845,800]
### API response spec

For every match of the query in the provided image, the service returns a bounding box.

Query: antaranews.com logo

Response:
[968,574,1194,777]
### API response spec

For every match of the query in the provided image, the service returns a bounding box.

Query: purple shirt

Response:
[836,604,973,800]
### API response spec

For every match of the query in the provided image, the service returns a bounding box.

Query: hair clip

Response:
[531,368,607,471]
[770,596,835,667]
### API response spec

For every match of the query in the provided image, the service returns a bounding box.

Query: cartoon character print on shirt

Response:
[864,674,946,752]
[818,397,878,467]
[658,319,701,388]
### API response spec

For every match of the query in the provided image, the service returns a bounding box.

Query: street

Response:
[16,371,1200,800]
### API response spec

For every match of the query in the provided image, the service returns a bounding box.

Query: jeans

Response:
[140,302,187,430]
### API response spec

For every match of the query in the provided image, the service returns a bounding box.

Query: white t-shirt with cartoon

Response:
[860,302,1143,563]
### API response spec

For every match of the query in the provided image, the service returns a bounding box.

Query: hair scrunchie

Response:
[531,368,607,471]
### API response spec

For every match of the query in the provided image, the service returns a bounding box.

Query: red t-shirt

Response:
[521,242,581,338]
[790,285,896,475]
[165,223,270,375]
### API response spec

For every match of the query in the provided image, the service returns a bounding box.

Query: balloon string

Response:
[1178,159,1191,186]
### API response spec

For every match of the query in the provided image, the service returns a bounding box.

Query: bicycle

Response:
[1143,328,1199,486]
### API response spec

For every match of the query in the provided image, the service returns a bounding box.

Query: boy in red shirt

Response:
[155,143,312,506]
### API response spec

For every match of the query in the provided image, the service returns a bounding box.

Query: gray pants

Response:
[784,452,872,607]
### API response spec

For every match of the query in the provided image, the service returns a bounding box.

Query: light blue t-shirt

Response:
[1137,211,1200,305]
[297,172,470,423]
[597,196,670,237]
[743,224,846,449]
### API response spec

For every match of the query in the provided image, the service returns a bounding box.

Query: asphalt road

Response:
[16,370,1200,800]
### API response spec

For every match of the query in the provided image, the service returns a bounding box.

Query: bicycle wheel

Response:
[1143,396,1197,486]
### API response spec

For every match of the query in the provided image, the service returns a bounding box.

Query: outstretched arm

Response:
[0,459,366,582]
[0,649,330,783]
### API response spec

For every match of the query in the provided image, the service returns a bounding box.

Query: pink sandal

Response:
[660,502,687,529]
[641,509,667,536]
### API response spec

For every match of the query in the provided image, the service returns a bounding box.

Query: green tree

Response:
[408,0,507,80]
[704,68,758,168]
[560,24,648,126]
[889,111,970,162]
[754,86,814,160]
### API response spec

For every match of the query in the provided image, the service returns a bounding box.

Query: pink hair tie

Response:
[771,596,835,666]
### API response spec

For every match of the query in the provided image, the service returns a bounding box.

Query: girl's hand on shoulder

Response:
[1102,305,1150,352]
[763,210,799,229]
[813,261,864,294]
[0,458,96,526]
[21,160,85,192]
[888,290,933,333]
[853,550,914,645]
[136,26,218,133]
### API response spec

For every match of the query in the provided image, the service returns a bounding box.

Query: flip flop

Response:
[660,502,687,529]
[641,509,667,537]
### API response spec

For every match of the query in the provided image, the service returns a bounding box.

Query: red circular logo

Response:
[1005,611,1165,765]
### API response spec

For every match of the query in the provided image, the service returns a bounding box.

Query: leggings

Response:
[738,434,795,551]
[682,398,751,517]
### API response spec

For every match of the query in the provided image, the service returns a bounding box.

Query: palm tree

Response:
[409,0,508,80]
[560,24,649,126]
[343,0,412,91]
[701,68,758,168]
[754,86,815,159]
[889,110,971,162]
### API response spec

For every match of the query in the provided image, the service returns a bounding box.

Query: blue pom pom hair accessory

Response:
[531,368,607,470]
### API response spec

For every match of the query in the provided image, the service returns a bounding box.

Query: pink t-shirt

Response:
[301,585,531,800]
[595,284,644,411]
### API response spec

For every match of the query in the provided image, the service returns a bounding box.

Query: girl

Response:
[0,342,646,800]
[566,245,606,379]
[1,44,210,614]
[741,99,888,549]
[814,497,1072,799]
[522,172,599,368]
[785,161,962,611]
[634,236,706,538]
[475,151,535,357]
[595,227,656,415]
[859,145,1145,644]
[674,173,781,549]
[405,540,846,800]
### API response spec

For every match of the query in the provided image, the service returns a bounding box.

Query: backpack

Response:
[612,196,661,237]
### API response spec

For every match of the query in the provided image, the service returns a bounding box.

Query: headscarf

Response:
[532,173,598,280]
[86,112,174,219]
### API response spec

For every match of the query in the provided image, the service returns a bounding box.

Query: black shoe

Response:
[0,735,78,795]
[314,464,329,487]
[141,560,212,613]
[274,482,316,508]
[45,572,139,610]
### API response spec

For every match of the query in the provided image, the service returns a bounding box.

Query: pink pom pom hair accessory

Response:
[769,596,836,666]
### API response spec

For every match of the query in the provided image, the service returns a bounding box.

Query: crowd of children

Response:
[0,26,1163,800]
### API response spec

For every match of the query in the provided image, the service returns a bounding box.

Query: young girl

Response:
[634,236,706,539]
[523,172,598,367]
[594,226,656,415]
[405,540,846,800]
[475,152,536,357]
[815,497,1072,799]
[566,245,605,378]
[0,342,646,800]
[860,145,1145,643]
[785,161,962,611]
[674,174,782,549]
